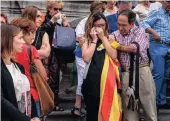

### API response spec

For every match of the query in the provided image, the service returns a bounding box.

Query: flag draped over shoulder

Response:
[98,41,122,121]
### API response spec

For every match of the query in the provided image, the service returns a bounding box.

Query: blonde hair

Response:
[46,0,64,10]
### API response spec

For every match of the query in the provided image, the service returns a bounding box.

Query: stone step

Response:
[45,109,86,121]
[166,96,170,104]
[59,97,76,110]
[58,86,85,110]
[158,109,170,121]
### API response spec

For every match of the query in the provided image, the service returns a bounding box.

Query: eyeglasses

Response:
[53,8,63,11]
[93,23,106,28]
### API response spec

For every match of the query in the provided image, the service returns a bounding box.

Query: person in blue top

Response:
[142,1,170,111]
[107,1,139,33]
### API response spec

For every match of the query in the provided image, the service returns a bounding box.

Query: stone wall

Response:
[1,1,91,27]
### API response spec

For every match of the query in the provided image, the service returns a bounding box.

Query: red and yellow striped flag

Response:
[98,42,122,121]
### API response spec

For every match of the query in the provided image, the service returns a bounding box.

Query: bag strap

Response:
[134,42,140,100]
[34,31,40,47]
[27,45,32,62]
[129,52,135,88]
[129,42,140,100]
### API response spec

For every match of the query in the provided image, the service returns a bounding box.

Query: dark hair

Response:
[22,6,40,22]
[10,18,36,35]
[1,24,21,58]
[118,9,136,24]
[85,11,109,44]
[90,1,106,13]
[1,13,8,24]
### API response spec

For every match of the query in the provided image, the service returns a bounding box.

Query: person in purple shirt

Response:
[114,9,157,121]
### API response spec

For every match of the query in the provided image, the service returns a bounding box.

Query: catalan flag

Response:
[98,41,122,121]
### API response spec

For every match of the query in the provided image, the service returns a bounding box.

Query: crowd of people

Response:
[1,0,170,121]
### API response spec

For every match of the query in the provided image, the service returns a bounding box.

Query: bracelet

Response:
[91,41,97,44]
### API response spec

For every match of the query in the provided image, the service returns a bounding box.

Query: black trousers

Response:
[83,94,100,121]
[48,50,60,106]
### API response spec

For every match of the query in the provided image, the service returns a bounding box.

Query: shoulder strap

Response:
[133,42,140,100]
[129,52,135,88]
[34,31,40,47]
[27,45,32,62]
[129,42,140,99]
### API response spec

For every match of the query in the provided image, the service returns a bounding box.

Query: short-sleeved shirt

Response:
[133,4,149,22]
[75,17,88,58]
[15,44,39,101]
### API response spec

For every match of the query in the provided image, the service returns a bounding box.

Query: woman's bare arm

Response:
[37,32,51,59]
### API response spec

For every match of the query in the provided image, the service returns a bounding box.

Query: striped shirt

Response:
[142,7,170,43]
[113,26,149,69]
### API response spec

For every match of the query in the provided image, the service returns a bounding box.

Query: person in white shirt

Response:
[133,0,150,22]
[149,1,162,13]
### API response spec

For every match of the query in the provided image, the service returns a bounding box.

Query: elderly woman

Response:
[39,0,70,111]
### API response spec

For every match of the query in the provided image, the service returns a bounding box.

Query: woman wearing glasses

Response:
[39,0,70,111]
[81,12,122,121]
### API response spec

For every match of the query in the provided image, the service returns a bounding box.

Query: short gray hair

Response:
[118,1,132,5]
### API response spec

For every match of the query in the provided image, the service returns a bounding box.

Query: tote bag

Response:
[27,45,55,116]
[53,25,76,51]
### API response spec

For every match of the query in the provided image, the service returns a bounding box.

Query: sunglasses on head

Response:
[53,8,63,11]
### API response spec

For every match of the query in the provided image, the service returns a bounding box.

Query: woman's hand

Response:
[95,27,105,41]
[76,36,86,47]
[90,27,98,42]
[62,14,70,27]
[50,13,60,24]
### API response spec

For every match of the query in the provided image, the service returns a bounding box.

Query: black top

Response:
[32,28,45,50]
[82,40,106,97]
[1,59,30,121]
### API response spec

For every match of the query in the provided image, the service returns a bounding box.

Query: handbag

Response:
[27,45,55,116]
[52,25,76,63]
[53,25,76,50]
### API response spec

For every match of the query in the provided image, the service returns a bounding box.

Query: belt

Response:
[121,63,149,72]
[152,40,170,46]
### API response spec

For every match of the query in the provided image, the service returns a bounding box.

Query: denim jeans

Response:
[149,42,170,105]
[35,101,41,118]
